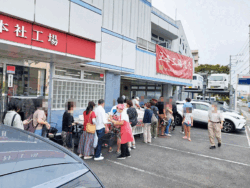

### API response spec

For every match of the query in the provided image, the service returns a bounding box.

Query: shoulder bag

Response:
[11,114,17,127]
[86,111,96,134]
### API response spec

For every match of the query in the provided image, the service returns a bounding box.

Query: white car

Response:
[175,101,246,133]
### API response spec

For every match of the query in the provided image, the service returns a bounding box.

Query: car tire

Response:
[175,114,182,126]
[222,120,235,133]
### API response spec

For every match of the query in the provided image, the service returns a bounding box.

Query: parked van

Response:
[192,74,203,89]
[208,74,228,90]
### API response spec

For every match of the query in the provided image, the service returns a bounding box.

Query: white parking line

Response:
[106,159,197,188]
[245,126,250,147]
[193,138,250,149]
[221,132,247,137]
[149,143,250,167]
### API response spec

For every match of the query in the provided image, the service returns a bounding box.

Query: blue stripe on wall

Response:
[151,11,179,29]
[101,28,136,44]
[125,74,192,86]
[136,46,156,56]
[140,0,152,7]
[71,0,102,15]
[86,62,135,73]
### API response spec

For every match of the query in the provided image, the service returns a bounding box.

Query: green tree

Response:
[195,64,229,74]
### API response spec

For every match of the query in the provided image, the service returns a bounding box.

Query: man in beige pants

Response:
[208,103,224,149]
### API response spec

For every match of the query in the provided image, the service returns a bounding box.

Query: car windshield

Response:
[0,125,85,176]
[193,76,197,80]
[210,76,223,81]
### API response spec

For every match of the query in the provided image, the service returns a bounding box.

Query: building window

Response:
[147,86,155,90]
[183,44,184,50]
[55,67,81,79]
[6,65,46,97]
[180,38,181,44]
[185,49,187,54]
[159,37,164,42]
[84,71,104,81]
[152,33,158,38]
[139,86,146,90]
[52,80,105,109]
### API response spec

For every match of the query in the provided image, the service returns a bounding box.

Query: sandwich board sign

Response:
[238,75,250,85]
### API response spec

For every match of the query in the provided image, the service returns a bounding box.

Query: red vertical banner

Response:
[156,45,193,79]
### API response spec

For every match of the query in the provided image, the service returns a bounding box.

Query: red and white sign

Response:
[156,45,193,79]
[0,14,95,59]
[100,74,104,78]
[7,65,15,74]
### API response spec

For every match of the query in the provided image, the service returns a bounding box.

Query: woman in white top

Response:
[181,107,193,141]
[3,99,30,130]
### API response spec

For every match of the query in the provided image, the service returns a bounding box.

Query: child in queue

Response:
[182,107,193,141]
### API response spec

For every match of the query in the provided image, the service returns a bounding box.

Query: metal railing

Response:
[137,37,156,53]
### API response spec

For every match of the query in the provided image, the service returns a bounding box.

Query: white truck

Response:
[208,74,229,90]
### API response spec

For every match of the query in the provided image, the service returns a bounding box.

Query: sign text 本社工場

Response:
[0,14,95,59]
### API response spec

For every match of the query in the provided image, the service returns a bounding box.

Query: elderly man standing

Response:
[94,99,108,160]
[208,102,224,149]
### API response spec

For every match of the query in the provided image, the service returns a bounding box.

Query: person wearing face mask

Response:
[208,102,224,149]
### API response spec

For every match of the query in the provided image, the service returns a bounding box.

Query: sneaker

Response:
[94,156,104,161]
[180,131,184,134]
[128,148,131,152]
[210,146,216,149]
[84,156,93,160]
[116,151,121,154]
[218,143,221,147]
[165,134,171,136]
[126,155,131,158]
[117,155,126,159]
[131,146,136,149]
[78,154,83,158]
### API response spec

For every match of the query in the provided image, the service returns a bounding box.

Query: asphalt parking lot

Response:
[83,123,250,188]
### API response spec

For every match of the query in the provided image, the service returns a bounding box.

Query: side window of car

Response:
[198,104,209,111]
[191,103,196,109]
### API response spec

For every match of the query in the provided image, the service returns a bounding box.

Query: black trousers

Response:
[121,143,130,157]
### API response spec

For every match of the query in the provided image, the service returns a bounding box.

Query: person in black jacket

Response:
[127,100,138,149]
[143,103,153,143]
[62,101,75,151]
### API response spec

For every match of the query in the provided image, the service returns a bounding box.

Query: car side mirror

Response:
[224,79,226,81]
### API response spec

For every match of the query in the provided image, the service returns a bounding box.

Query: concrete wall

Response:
[102,0,151,41]
[0,0,102,42]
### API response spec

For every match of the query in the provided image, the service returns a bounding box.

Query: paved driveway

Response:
[83,124,250,188]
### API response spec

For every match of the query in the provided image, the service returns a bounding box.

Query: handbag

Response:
[86,112,96,134]
[151,113,158,123]
[93,132,98,148]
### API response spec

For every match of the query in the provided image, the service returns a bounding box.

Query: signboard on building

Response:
[238,75,250,85]
[8,74,13,87]
[0,14,95,59]
[7,66,15,74]
[156,45,193,79]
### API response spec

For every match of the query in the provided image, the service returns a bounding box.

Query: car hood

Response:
[0,125,85,176]
[223,112,244,119]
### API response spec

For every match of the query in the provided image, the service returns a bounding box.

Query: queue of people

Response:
[2,95,225,163]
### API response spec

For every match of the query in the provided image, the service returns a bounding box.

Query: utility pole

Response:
[229,55,232,87]
[229,55,232,109]
[249,25,250,98]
